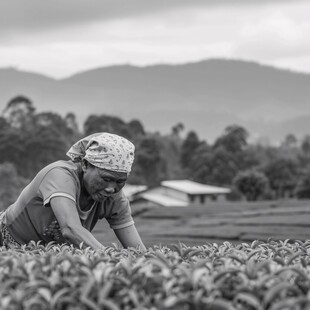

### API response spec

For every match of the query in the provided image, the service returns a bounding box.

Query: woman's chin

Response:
[92,193,109,201]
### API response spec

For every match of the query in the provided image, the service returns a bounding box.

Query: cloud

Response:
[232,6,310,62]
[0,0,309,77]
[0,0,305,34]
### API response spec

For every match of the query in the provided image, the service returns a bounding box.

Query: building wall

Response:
[152,187,229,205]
[188,194,228,205]
[137,186,229,207]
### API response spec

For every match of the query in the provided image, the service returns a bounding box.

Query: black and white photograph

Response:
[0,1,310,309]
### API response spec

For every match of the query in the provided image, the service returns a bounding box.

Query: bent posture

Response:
[0,132,146,251]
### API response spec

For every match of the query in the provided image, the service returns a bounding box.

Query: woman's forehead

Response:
[97,168,128,179]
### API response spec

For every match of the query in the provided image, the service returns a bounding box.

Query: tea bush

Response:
[1,239,310,309]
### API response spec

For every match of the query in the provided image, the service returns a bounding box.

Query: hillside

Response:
[1,59,310,143]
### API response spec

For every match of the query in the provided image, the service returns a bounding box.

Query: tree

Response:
[131,135,167,186]
[185,142,212,183]
[171,122,184,137]
[301,135,310,155]
[206,146,239,186]
[263,158,300,199]
[233,169,269,201]
[0,162,29,211]
[0,117,9,131]
[0,106,79,178]
[213,125,249,154]
[65,113,79,134]
[295,171,310,199]
[2,95,35,129]
[0,129,26,176]
[128,119,145,137]
[84,115,134,141]
[180,131,200,169]
[281,133,298,149]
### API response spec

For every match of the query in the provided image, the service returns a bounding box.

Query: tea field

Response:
[2,239,310,309]
[1,200,310,309]
[93,199,310,248]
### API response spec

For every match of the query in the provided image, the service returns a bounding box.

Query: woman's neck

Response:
[75,162,94,210]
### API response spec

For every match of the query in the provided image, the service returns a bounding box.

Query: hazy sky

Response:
[0,0,309,78]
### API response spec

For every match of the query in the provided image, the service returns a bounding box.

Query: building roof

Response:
[123,184,147,199]
[161,180,231,195]
[139,192,188,207]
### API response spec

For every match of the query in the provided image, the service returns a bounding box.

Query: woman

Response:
[0,132,146,251]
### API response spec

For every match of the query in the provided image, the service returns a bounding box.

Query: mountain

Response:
[1,59,310,143]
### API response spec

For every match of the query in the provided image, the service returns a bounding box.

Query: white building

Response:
[123,184,147,201]
[131,179,231,207]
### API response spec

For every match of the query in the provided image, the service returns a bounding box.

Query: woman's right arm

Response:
[50,196,104,250]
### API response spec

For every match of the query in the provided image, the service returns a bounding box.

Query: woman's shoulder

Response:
[39,160,78,175]
[35,160,80,184]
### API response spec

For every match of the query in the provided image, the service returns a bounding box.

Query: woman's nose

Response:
[104,186,116,194]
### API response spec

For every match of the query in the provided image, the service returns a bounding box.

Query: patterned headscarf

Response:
[66,133,135,173]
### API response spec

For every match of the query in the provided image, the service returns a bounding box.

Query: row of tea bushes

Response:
[0,239,310,309]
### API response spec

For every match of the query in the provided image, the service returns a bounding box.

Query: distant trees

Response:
[171,122,184,137]
[0,95,80,178]
[213,125,249,154]
[295,170,310,199]
[2,95,35,129]
[262,158,300,199]
[0,162,29,211]
[178,125,310,201]
[301,135,310,155]
[2,95,310,201]
[130,135,167,186]
[233,169,269,201]
[84,114,145,142]
[181,125,250,186]
[281,134,298,149]
[180,131,201,170]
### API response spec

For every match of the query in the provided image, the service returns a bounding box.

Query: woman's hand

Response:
[113,225,146,251]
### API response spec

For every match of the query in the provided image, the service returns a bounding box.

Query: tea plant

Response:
[1,239,310,309]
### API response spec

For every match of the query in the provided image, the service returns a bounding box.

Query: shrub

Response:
[233,169,269,201]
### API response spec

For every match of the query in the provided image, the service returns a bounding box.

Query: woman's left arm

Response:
[114,225,146,251]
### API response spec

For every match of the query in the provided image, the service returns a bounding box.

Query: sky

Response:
[0,0,309,79]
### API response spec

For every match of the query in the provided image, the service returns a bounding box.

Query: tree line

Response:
[1,95,310,209]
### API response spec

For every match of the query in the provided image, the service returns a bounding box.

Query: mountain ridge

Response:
[1,59,309,143]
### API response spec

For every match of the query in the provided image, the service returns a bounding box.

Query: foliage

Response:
[295,171,310,199]
[263,158,300,199]
[180,130,201,169]
[84,114,145,142]
[213,124,249,154]
[131,134,168,186]
[0,163,29,211]
[233,169,270,201]
[301,135,310,156]
[182,126,252,187]
[281,133,298,149]
[3,95,310,199]
[171,122,184,137]
[2,95,35,129]
[0,97,81,178]
[183,141,212,183]
[1,239,310,309]
[128,119,146,137]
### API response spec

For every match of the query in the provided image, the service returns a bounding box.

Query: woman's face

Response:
[82,163,128,201]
